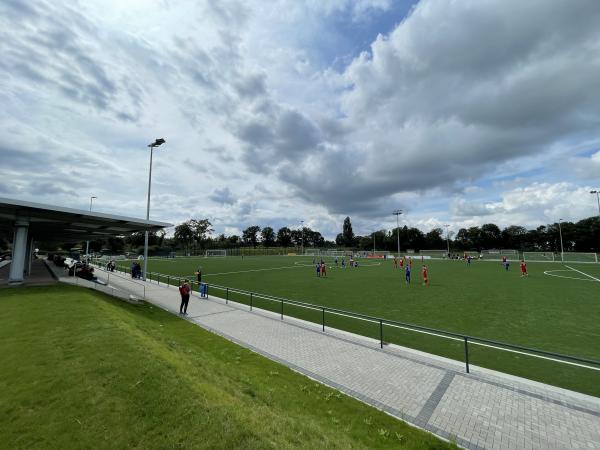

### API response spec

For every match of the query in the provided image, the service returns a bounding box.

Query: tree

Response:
[242,226,261,247]
[174,222,194,253]
[342,216,355,246]
[424,228,445,249]
[480,223,502,249]
[190,219,213,248]
[276,227,292,247]
[261,227,275,246]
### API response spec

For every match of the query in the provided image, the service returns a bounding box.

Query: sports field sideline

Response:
[111,255,600,396]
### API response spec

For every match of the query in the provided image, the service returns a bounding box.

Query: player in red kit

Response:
[422,265,429,286]
[520,260,528,277]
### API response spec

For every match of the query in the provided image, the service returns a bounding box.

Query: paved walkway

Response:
[76,270,599,450]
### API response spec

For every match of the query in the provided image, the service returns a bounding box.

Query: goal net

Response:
[419,250,448,258]
[523,252,555,262]
[561,252,598,263]
[479,249,518,260]
[304,249,320,256]
[205,249,227,257]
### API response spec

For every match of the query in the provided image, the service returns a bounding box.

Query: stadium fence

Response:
[105,263,600,390]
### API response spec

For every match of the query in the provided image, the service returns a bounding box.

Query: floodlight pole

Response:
[143,138,165,281]
[85,196,96,261]
[393,210,403,257]
[300,220,304,255]
[558,219,564,263]
[373,232,376,254]
[444,224,450,256]
[591,190,600,217]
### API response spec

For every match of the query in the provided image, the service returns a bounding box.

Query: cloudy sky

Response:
[1,0,599,239]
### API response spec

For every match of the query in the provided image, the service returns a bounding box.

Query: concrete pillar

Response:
[25,236,34,276]
[8,218,29,284]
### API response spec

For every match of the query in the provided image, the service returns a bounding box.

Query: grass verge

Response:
[0,284,455,449]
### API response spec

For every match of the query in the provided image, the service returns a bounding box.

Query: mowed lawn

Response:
[0,285,455,450]
[130,256,600,396]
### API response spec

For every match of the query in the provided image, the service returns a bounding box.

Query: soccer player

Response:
[405,264,411,285]
[501,256,507,270]
[399,257,404,269]
[422,265,428,286]
[316,263,321,277]
[335,257,339,267]
[321,262,327,277]
[341,258,346,269]
[467,255,472,266]
[520,260,528,277]
[393,256,398,269]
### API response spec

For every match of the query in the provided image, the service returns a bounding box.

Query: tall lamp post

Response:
[444,224,450,257]
[143,138,166,281]
[558,218,565,263]
[373,231,376,254]
[393,210,403,257]
[591,190,600,217]
[300,220,304,255]
[85,196,97,261]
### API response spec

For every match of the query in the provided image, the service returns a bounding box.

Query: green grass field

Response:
[0,285,455,449]
[117,255,600,396]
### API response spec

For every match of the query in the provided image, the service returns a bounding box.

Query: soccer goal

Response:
[304,249,320,256]
[561,252,598,263]
[523,252,555,262]
[205,249,227,257]
[419,250,448,259]
[479,249,518,260]
[323,250,347,257]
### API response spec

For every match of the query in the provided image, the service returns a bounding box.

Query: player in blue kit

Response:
[405,264,411,285]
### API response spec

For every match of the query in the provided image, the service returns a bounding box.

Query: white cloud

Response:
[1,0,599,241]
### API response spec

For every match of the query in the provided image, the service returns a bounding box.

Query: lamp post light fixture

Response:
[143,138,166,281]
[393,210,403,257]
[85,196,97,261]
[558,218,565,263]
[591,190,600,217]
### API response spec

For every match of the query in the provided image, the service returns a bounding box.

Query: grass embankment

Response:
[0,285,454,449]
[125,256,600,396]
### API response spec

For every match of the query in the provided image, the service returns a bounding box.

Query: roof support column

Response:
[9,218,29,284]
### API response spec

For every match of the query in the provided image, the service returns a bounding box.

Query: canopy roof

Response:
[0,197,172,242]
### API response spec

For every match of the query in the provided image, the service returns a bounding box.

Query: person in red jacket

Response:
[179,280,191,315]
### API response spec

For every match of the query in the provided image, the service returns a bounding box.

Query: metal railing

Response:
[94,267,146,299]
[108,265,600,376]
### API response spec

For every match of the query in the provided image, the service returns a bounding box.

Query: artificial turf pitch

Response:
[120,255,600,396]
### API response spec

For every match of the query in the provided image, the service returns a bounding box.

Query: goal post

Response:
[205,249,227,257]
[479,249,518,260]
[419,250,448,258]
[523,252,555,262]
[561,252,598,263]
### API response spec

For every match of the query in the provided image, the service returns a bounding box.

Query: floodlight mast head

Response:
[148,138,166,148]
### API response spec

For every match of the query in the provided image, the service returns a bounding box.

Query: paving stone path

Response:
[77,270,600,450]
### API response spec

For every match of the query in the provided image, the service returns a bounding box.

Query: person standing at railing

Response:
[179,280,191,315]
[195,268,202,284]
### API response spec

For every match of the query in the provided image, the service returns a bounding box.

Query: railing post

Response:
[380,319,383,349]
[167,275,170,286]
[250,292,253,311]
[226,288,229,304]
[280,299,283,320]
[322,307,325,332]
[206,284,209,298]
[464,336,470,373]
[157,274,160,285]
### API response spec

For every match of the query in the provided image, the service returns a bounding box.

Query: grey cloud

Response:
[209,187,236,205]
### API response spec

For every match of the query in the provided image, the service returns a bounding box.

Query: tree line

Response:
[20,214,599,255]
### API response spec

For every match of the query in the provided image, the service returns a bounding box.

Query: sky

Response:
[1,0,599,240]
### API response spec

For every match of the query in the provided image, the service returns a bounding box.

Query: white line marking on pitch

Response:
[543,270,596,282]
[564,265,600,282]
